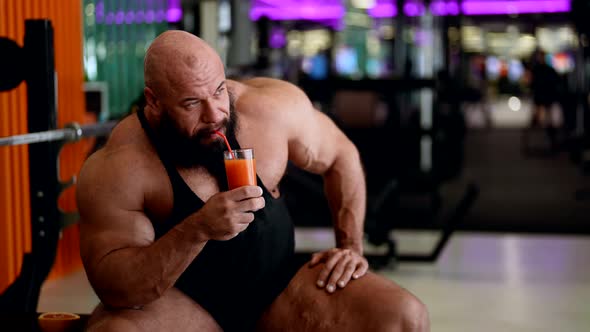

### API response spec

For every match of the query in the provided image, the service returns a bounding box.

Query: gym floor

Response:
[38,230,590,332]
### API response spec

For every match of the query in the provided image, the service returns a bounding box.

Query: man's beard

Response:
[156,101,238,187]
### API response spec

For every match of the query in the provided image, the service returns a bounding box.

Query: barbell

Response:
[0,120,117,147]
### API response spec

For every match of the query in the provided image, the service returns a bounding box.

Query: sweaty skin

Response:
[77,31,429,331]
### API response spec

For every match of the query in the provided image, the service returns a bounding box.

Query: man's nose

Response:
[201,99,225,124]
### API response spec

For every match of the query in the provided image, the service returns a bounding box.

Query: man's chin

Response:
[201,135,228,150]
[200,134,222,146]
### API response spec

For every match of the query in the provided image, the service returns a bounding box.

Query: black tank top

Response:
[137,110,298,331]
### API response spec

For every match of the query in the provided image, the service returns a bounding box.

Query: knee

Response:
[394,292,430,332]
[85,316,141,332]
[370,290,429,332]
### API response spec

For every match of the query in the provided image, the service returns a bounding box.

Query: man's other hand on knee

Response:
[309,248,369,294]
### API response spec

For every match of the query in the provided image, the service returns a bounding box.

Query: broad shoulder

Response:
[77,115,161,208]
[229,77,314,120]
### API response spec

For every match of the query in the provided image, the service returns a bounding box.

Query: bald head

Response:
[144,30,224,97]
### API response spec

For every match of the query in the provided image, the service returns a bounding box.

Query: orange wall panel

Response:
[0,0,90,292]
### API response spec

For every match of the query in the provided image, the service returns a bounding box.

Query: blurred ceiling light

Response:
[462,0,570,15]
[346,12,372,27]
[167,0,183,23]
[462,26,484,52]
[85,3,95,16]
[366,32,381,56]
[380,25,395,40]
[404,2,425,16]
[448,27,460,43]
[251,0,571,21]
[286,31,302,57]
[518,35,537,55]
[250,4,344,21]
[368,2,397,17]
[508,96,521,112]
[300,29,332,57]
[351,0,376,9]
[507,25,519,35]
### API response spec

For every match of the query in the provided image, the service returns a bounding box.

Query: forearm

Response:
[90,221,206,308]
[323,146,366,255]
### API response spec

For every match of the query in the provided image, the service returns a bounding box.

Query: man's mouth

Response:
[198,128,223,143]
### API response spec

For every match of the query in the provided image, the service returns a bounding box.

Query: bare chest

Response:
[178,151,286,202]
[146,150,287,223]
[145,118,289,220]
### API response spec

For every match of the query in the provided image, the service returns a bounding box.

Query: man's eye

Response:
[187,100,201,107]
[214,88,225,96]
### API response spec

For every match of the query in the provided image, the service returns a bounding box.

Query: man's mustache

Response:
[196,121,228,139]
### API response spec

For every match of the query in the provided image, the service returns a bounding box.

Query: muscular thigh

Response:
[86,288,222,332]
[257,263,418,332]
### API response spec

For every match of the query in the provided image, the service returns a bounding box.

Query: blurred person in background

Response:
[529,49,561,151]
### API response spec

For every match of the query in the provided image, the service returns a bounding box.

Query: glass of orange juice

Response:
[223,148,257,190]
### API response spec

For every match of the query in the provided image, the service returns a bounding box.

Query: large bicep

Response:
[76,156,155,270]
[287,101,352,174]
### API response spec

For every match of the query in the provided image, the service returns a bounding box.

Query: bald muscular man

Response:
[76,31,429,332]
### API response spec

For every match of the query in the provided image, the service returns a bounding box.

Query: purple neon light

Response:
[92,0,183,24]
[404,2,425,16]
[427,1,461,16]
[136,11,145,23]
[368,3,398,17]
[115,11,125,25]
[145,10,155,23]
[96,10,166,25]
[167,8,183,22]
[156,9,166,22]
[431,1,447,15]
[167,0,183,22]
[252,0,342,7]
[445,1,460,15]
[251,0,571,20]
[96,1,105,23]
[105,12,114,24]
[270,27,287,48]
[462,0,570,15]
[250,5,345,21]
[125,11,135,24]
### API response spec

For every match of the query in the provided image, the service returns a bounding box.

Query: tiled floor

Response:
[385,231,590,332]
[38,230,590,332]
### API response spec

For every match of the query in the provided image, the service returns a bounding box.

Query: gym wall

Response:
[0,0,91,292]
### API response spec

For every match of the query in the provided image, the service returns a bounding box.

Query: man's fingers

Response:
[237,196,265,212]
[337,260,357,288]
[309,252,324,267]
[309,248,337,267]
[316,251,345,288]
[237,212,255,224]
[227,186,263,200]
[326,256,351,293]
[352,259,369,279]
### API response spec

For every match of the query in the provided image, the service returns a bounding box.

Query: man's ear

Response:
[144,86,159,110]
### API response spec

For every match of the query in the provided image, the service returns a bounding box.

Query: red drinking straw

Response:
[214,130,234,158]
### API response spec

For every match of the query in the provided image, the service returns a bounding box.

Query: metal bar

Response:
[77,120,117,138]
[0,120,117,147]
[427,183,479,261]
[0,129,69,147]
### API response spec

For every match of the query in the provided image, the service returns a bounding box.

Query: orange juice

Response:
[224,158,256,189]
